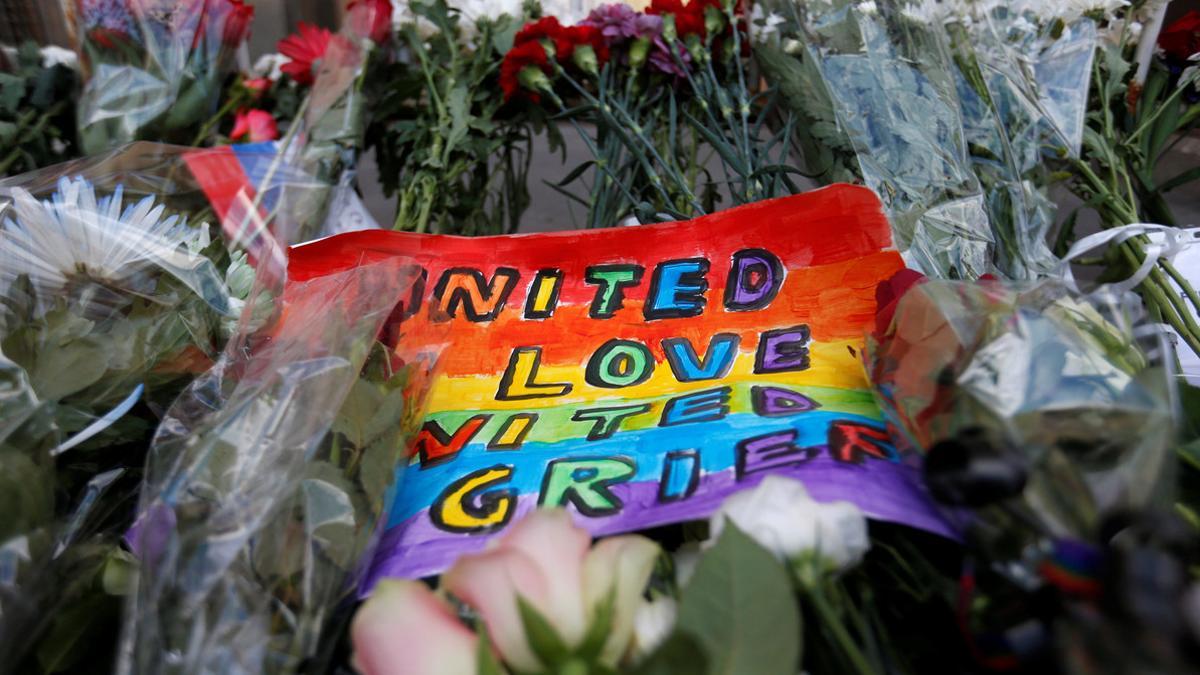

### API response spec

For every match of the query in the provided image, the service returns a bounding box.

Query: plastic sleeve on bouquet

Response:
[73,0,252,153]
[118,257,448,674]
[864,277,1178,544]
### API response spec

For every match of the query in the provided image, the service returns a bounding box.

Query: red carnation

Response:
[648,0,707,38]
[514,16,574,60]
[278,21,333,86]
[221,0,254,47]
[347,0,393,44]
[500,40,551,102]
[1160,11,1200,62]
[566,25,610,66]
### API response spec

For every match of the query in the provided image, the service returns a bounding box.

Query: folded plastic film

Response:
[118,256,448,674]
[778,0,994,279]
[74,0,249,153]
[865,278,1177,541]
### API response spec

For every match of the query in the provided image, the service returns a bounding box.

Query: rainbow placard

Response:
[287,185,953,585]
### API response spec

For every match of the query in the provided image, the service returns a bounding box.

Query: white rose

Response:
[631,597,677,659]
[709,476,870,575]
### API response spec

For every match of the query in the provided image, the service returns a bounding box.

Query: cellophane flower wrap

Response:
[74,0,254,153]
[752,0,1097,281]
[0,142,254,672]
[865,276,1177,550]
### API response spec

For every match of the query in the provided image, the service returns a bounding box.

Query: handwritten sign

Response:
[287,185,953,585]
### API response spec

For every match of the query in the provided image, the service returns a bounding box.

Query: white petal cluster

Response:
[709,475,870,574]
[0,177,210,317]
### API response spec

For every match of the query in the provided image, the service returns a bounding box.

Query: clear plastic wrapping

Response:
[118,258,444,673]
[865,277,1178,544]
[74,0,252,153]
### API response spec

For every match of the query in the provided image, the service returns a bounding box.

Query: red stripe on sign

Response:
[183,146,257,223]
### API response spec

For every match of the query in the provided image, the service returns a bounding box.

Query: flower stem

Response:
[806,585,876,675]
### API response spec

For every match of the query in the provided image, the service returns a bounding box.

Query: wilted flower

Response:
[351,579,480,675]
[230,109,279,142]
[278,21,333,85]
[442,509,660,671]
[710,476,870,577]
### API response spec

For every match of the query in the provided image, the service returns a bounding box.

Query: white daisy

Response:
[0,176,229,321]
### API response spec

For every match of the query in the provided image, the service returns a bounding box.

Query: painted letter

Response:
[524,269,563,320]
[431,465,516,533]
[645,258,710,320]
[751,385,819,417]
[725,248,784,311]
[413,414,493,468]
[539,457,636,516]
[432,267,519,322]
[659,386,731,427]
[571,404,652,441]
[735,429,817,479]
[497,347,573,400]
[659,450,700,503]
[754,324,811,374]
[488,413,539,450]
[828,421,897,464]
[661,333,740,382]
[585,264,644,318]
[585,338,655,388]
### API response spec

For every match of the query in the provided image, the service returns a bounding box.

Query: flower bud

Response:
[628,36,651,70]
[573,44,600,76]
[518,65,553,95]
[704,6,725,36]
[662,15,678,42]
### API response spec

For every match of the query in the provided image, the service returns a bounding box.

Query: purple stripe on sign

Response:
[361,452,957,592]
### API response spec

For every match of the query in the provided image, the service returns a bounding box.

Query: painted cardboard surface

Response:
[287,184,953,585]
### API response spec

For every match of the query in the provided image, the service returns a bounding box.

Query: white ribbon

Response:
[1060,223,1200,295]
[50,384,144,456]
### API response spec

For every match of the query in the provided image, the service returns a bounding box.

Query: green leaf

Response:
[576,587,616,661]
[516,595,571,667]
[1160,166,1200,193]
[631,632,710,675]
[675,523,801,675]
[0,72,25,111]
[477,626,508,675]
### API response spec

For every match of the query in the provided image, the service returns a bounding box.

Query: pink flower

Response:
[241,76,271,96]
[443,510,660,671]
[220,0,254,47]
[351,579,479,675]
[230,109,279,142]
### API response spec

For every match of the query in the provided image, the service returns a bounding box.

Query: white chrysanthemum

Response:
[0,177,223,319]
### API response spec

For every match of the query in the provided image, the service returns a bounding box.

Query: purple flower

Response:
[79,0,136,34]
[649,36,691,77]
[583,3,662,43]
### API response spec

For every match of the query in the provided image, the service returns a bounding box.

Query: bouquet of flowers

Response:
[74,0,254,153]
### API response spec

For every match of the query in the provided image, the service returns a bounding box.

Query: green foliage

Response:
[672,523,801,675]
[366,0,537,234]
[0,42,79,176]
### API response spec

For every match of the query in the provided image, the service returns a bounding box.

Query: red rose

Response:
[221,0,254,47]
[514,16,574,60]
[347,0,393,44]
[278,21,333,86]
[500,40,551,102]
[1160,11,1200,62]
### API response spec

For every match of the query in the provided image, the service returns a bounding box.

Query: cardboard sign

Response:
[287,185,953,585]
